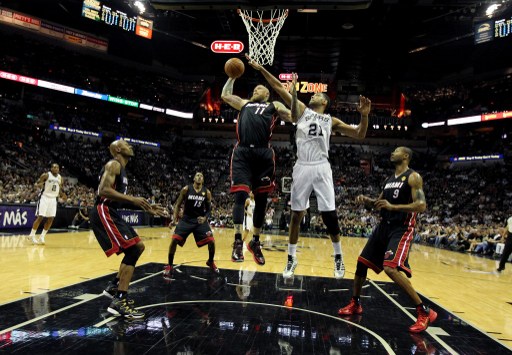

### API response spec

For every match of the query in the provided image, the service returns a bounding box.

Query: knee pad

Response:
[122,244,143,266]
[233,191,249,224]
[253,193,268,228]
[321,211,341,236]
[355,261,368,278]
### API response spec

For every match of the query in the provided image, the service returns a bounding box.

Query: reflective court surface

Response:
[0,227,511,354]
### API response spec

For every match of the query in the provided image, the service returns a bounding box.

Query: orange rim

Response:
[237,9,289,24]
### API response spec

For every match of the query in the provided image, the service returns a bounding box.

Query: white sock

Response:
[41,229,48,238]
[30,229,37,237]
[332,241,342,257]
[288,244,297,257]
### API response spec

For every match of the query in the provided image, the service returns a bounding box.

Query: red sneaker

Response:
[206,260,220,274]
[409,308,437,333]
[338,299,363,316]
[163,264,173,281]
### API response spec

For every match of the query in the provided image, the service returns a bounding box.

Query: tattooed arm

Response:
[374,172,427,213]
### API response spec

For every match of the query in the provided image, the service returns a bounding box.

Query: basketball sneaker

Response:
[206,260,220,274]
[163,265,173,281]
[231,240,244,262]
[107,298,145,319]
[38,235,45,245]
[102,281,118,299]
[283,255,298,278]
[338,299,363,316]
[247,239,265,265]
[409,307,437,333]
[334,256,345,279]
[31,235,39,245]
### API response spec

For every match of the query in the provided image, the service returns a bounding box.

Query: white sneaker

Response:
[334,256,345,279]
[39,235,45,245]
[31,235,39,245]
[283,255,298,278]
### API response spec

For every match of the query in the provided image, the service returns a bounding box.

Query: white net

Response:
[238,9,288,66]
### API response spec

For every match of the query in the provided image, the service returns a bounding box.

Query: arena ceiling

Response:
[1,0,511,95]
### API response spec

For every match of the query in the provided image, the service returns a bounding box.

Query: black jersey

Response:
[237,101,278,147]
[183,184,208,220]
[95,160,128,209]
[380,168,417,226]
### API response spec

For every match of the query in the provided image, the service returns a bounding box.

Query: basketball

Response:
[224,58,245,78]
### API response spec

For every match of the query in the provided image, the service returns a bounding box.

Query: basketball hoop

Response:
[237,9,289,66]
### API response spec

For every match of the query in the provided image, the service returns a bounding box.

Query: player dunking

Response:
[221,76,291,265]
[247,60,371,279]
[338,146,437,333]
[90,139,166,319]
[163,172,218,279]
[29,163,66,245]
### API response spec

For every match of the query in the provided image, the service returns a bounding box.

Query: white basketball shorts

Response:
[290,161,335,212]
[244,216,253,231]
[36,195,58,218]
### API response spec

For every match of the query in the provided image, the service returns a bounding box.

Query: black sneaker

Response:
[102,281,118,299]
[232,240,244,262]
[107,298,145,319]
[247,240,265,265]
[206,260,220,274]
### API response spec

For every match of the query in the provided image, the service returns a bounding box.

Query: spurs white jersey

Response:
[295,107,332,163]
[246,199,255,218]
[42,172,62,198]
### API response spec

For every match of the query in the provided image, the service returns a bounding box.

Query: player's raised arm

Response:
[273,101,292,123]
[221,77,248,111]
[289,73,306,122]
[246,54,306,114]
[331,95,371,139]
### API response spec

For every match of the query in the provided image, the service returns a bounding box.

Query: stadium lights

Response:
[421,121,445,128]
[447,115,481,126]
[486,4,501,17]
[133,1,146,14]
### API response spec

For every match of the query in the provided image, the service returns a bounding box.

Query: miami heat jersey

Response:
[380,169,417,226]
[42,172,61,198]
[95,160,128,209]
[295,107,332,163]
[237,102,278,147]
[183,184,208,220]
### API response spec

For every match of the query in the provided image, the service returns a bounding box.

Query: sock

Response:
[332,241,342,256]
[288,244,297,257]
[352,296,360,304]
[235,233,242,241]
[168,253,175,266]
[30,229,37,237]
[116,290,127,299]
[252,234,260,242]
[41,229,48,238]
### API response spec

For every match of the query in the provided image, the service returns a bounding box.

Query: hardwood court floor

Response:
[1,226,511,350]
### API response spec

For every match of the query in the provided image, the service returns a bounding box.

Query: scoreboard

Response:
[82,0,153,39]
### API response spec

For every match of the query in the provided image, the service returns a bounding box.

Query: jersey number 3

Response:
[308,123,324,137]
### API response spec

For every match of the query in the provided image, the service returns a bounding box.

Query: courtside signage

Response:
[211,41,244,53]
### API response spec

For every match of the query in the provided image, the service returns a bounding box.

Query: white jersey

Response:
[246,199,255,217]
[295,107,332,164]
[42,172,62,198]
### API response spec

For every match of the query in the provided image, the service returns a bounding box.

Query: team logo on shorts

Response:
[384,250,394,259]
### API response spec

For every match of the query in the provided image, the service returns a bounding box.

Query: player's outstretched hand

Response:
[132,196,152,211]
[149,204,170,217]
[375,199,393,211]
[356,95,371,116]
[245,53,262,71]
